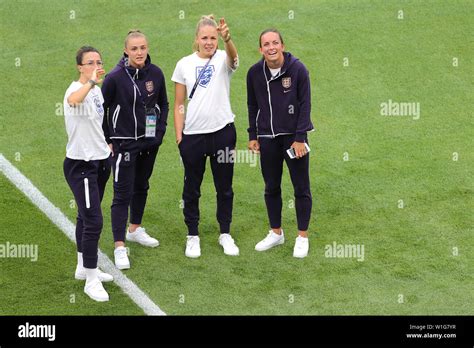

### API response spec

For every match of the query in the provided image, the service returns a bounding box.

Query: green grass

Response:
[0,175,143,315]
[0,0,472,315]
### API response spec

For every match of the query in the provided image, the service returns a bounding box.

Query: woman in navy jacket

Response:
[247,29,314,258]
[102,30,169,269]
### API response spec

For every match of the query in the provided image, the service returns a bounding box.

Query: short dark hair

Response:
[75,46,101,65]
[259,29,284,48]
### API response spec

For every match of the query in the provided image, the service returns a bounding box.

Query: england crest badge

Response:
[145,81,154,92]
[282,77,291,89]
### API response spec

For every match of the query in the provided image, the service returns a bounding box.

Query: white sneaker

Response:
[114,246,130,269]
[218,234,239,256]
[126,227,159,247]
[75,266,114,282]
[255,229,285,251]
[84,278,109,302]
[185,235,201,258]
[293,236,309,258]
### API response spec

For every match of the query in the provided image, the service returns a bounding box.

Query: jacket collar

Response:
[119,53,152,80]
[262,52,294,82]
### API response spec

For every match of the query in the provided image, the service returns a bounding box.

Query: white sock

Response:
[77,252,84,269]
[85,268,99,282]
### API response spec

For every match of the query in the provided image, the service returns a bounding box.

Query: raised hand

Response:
[218,18,231,42]
[91,67,105,84]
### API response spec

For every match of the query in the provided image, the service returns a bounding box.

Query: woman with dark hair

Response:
[247,29,314,258]
[63,46,113,302]
[102,30,169,269]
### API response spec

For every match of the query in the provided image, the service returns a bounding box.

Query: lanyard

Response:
[189,53,214,100]
[124,67,147,108]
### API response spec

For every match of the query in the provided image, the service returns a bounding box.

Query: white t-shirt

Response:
[171,50,237,135]
[63,81,111,161]
[269,67,281,77]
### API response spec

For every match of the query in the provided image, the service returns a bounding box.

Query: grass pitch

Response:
[0,0,472,315]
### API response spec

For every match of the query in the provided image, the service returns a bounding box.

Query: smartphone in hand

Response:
[287,143,311,159]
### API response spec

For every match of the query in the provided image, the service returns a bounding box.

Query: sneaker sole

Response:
[293,253,308,258]
[84,291,109,302]
[219,242,240,256]
[255,239,285,252]
[75,274,114,282]
[185,252,200,258]
[115,263,130,270]
[221,247,239,256]
[126,239,159,248]
[126,234,160,247]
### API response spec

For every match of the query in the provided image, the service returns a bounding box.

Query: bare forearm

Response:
[67,82,93,106]
[174,83,187,143]
[174,104,185,142]
[218,18,238,67]
[224,39,238,64]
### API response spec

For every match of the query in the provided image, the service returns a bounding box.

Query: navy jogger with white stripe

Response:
[64,158,110,268]
[110,139,160,243]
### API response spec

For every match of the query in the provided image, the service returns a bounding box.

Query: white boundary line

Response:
[0,154,166,316]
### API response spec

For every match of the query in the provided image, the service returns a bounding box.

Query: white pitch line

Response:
[0,154,166,316]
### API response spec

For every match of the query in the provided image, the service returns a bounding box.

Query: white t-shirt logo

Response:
[196,65,215,88]
[93,94,104,117]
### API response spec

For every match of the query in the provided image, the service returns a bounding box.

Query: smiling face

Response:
[125,36,148,68]
[259,31,285,68]
[195,25,218,58]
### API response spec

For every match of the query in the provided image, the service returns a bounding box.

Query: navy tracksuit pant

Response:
[64,157,111,269]
[178,123,236,236]
[110,138,160,242]
[259,135,312,231]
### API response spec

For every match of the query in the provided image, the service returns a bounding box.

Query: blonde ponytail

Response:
[193,15,218,52]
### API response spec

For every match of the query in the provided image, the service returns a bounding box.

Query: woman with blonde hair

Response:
[172,15,239,258]
[102,30,169,269]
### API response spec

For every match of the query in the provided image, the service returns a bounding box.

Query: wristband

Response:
[88,80,97,87]
[224,35,231,43]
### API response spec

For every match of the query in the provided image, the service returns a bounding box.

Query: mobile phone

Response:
[287,143,311,159]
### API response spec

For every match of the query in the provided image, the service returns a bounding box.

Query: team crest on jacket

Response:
[145,81,154,92]
[282,77,291,89]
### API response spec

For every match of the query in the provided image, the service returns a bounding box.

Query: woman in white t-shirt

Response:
[63,46,113,302]
[172,15,240,258]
